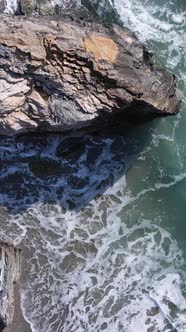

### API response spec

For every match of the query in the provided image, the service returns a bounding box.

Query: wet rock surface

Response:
[0,242,22,330]
[0,0,118,20]
[0,14,180,136]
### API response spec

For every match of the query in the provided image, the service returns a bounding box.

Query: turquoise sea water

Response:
[0,0,186,331]
[113,0,186,258]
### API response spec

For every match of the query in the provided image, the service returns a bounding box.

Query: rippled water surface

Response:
[1,0,186,331]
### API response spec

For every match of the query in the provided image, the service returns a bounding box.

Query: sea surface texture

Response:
[1,0,186,331]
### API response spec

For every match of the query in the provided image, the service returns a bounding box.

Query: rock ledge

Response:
[0,241,21,331]
[0,15,180,136]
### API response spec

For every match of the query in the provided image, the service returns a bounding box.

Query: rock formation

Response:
[0,0,81,15]
[20,0,81,15]
[0,242,22,331]
[1,0,117,19]
[0,14,180,136]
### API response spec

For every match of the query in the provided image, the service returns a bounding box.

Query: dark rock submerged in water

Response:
[0,14,180,136]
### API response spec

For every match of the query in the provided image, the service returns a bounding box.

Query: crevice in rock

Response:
[0,242,22,330]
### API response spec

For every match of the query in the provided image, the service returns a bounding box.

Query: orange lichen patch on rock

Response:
[84,35,118,63]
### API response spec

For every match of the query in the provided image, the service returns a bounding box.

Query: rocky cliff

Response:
[0,0,117,20]
[0,242,21,331]
[0,14,181,137]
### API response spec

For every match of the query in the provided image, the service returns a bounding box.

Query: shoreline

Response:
[4,246,33,332]
[4,283,32,332]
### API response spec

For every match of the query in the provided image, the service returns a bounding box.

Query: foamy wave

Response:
[114,0,186,72]
[4,0,19,14]
[0,132,185,331]
[20,198,186,332]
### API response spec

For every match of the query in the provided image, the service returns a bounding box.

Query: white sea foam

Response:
[114,0,186,72]
[0,131,185,331]
[45,0,81,11]
[4,0,19,13]
[18,191,186,332]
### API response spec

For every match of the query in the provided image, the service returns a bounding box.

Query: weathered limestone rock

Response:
[0,0,81,15]
[0,0,5,13]
[20,0,81,15]
[0,242,22,330]
[0,15,180,136]
[0,0,115,19]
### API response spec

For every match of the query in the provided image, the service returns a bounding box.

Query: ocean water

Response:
[1,0,186,331]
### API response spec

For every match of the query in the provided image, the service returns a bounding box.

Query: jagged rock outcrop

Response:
[20,0,81,15]
[0,0,81,15]
[0,0,5,13]
[0,0,117,19]
[0,242,22,331]
[0,14,180,136]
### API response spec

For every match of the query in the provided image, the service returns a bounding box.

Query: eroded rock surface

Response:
[0,242,21,330]
[0,0,81,15]
[1,0,117,20]
[0,15,180,136]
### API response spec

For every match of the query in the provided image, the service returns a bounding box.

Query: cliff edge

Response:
[0,14,180,136]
